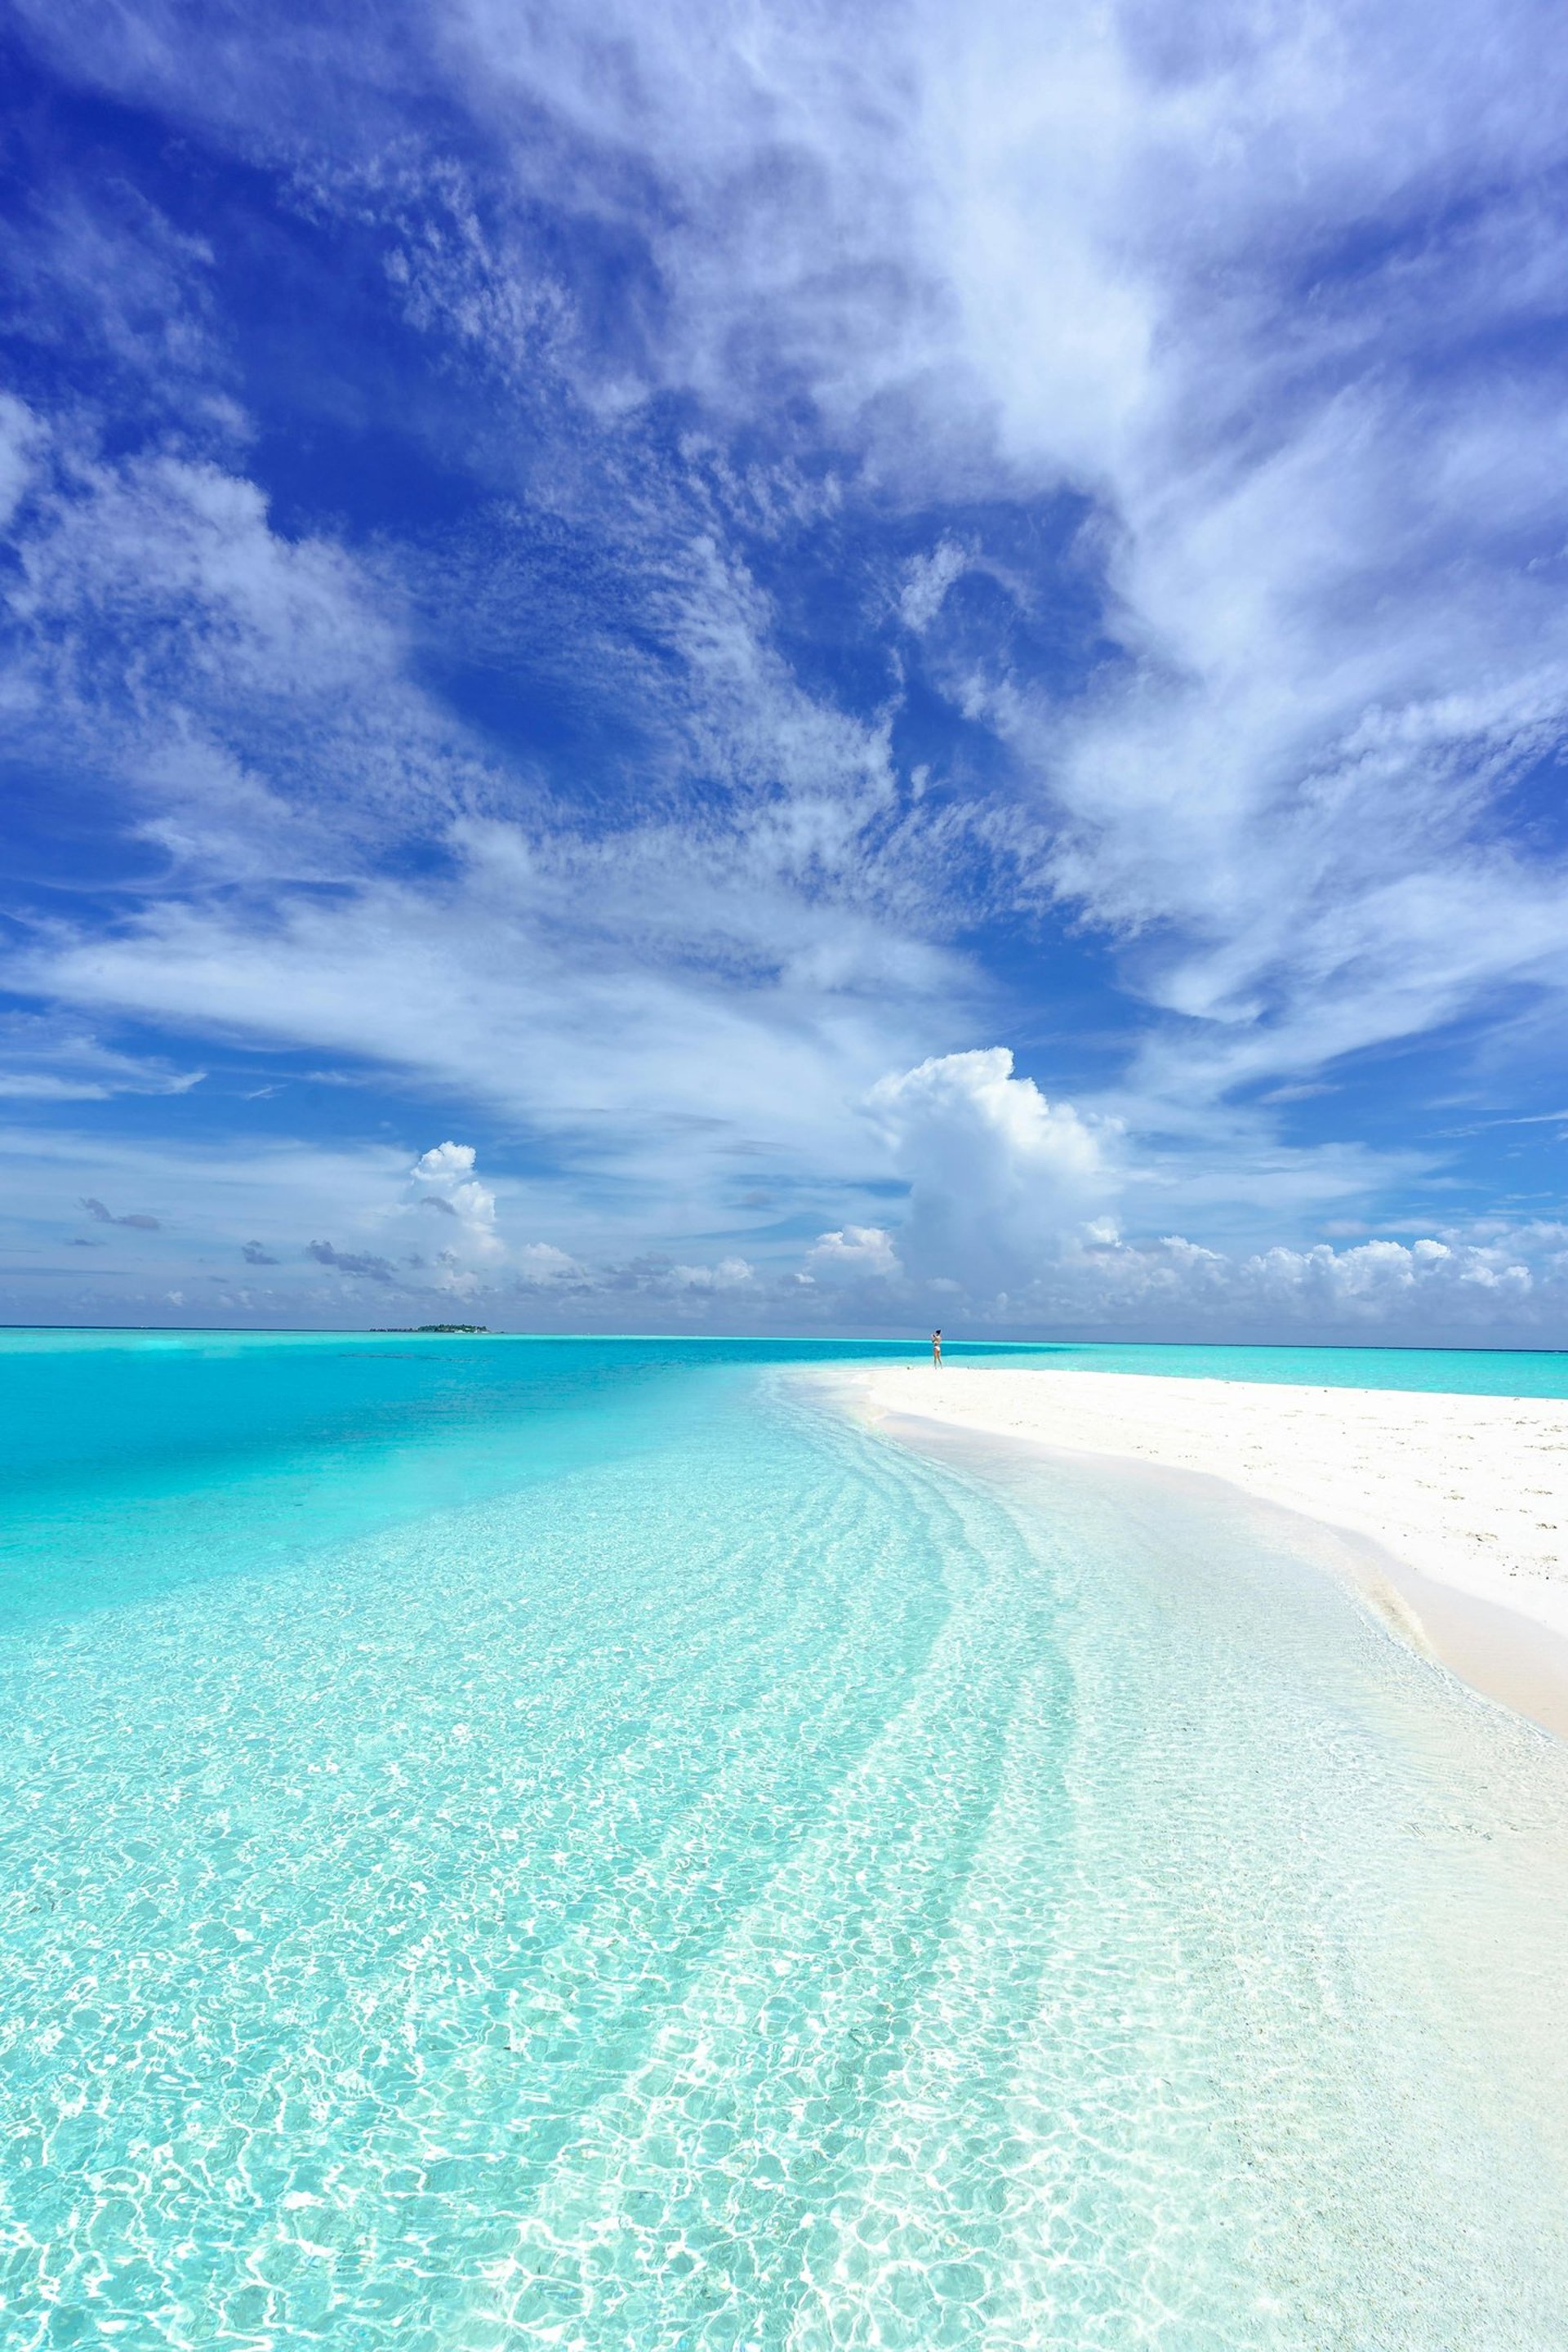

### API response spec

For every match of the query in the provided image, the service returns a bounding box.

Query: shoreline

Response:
[850,1364,1568,1741]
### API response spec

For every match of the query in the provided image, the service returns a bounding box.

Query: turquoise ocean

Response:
[4,1330,1568,2349]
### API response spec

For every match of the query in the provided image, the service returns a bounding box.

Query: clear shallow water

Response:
[971,1336,1568,1396]
[2,1334,1568,2349]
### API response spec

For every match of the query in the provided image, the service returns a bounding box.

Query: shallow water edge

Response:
[844,1368,1568,1744]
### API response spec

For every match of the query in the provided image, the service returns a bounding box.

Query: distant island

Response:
[372,1324,490,1334]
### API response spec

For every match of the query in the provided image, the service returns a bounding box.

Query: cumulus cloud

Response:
[804,1225,902,1279]
[413,1142,476,1182]
[948,1222,1562,1339]
[869,1049,1116,1297]
[1238,1236,1535,1316]
[407,1139,504,1259]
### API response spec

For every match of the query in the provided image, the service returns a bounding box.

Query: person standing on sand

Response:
[932,1328,942,1367]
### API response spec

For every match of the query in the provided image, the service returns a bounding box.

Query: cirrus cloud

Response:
[3,0,1568,1340]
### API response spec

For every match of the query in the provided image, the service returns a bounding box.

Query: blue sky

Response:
[2,0,1567,1339]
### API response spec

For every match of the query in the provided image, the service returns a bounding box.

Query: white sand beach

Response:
[859,1364,1568,1737]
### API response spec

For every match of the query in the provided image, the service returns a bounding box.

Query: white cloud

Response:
[16,830,973,1240]
[413,1141,477,1181]
[1236,1235,1536,1315]
[515,1241,582,1286]
[804,1223,901,1279]
[438,0,1568,1116]
[868,1047,1116,1294]
[408,1140,503,1259]
[8,0,1568,1339]
[871,1049,1107,1183]
[1,432,503,889]
[899,539,971,634]
[0,393,42,532]
[448,1179,497,1231]
[0,1013,204,1102]
[665,1255,755,1291]
[7,1108,1564,1339]
[861,1217,1566,1339]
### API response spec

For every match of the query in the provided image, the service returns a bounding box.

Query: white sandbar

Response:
[859,1363,1568,1737]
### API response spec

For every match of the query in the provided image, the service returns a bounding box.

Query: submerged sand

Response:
[858,1364,1568,1738]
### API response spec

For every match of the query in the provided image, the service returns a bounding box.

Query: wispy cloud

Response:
[4,0,1568,1334]
[0,1013,204,1102]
